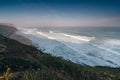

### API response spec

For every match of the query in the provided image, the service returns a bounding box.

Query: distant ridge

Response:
[0,23,15,26]
[0,23,17,37]
[0,23,33,46]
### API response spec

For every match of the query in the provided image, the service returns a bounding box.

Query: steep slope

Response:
[0,24,34,46]
[0,24,17,37]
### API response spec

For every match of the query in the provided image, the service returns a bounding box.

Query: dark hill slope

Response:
[0,24,33,46]
[0,34,39,58]
[0,35,120,80]
[0,24,17,37]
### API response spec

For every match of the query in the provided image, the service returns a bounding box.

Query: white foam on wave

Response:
[105,39,120,46]
[49,30,53,33]
[62,34,94,42]
[47,31,95,43]
[17,27,120,67]
[18,28,94,43]
[92,44,120,56]
[93,38,120,55]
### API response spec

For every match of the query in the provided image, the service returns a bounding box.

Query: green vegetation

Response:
[0,34,120,80]
[0,57,40,73]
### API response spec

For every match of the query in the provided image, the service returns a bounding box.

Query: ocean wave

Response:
[16,27,120,67]
[105,39,120,46]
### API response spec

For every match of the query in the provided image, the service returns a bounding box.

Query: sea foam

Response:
[16,27,120,67]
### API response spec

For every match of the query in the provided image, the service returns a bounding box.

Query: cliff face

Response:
[0,24,17,37]
[0,34,37,58]
[0,24,33,46]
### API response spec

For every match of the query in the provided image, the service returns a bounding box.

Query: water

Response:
[16,27,120,67]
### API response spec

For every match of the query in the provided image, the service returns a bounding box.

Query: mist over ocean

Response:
[16,27,120,67]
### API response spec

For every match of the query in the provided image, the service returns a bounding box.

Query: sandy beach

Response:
[10,32,34,46]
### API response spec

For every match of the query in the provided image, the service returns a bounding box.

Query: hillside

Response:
[0,24,34,46]
[0,31,120,80]
[0,24,17,37]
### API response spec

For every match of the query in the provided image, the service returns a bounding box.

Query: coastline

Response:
[10,29,40,47]
[1,24,120,67]
[0,24,36,46]
[10,31,34,46]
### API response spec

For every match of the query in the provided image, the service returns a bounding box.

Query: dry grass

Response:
[0,68,17,80]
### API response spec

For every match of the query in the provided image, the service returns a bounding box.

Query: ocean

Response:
[16,27,120,67]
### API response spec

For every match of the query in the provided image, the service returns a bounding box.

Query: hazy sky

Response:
[0,0,120,27]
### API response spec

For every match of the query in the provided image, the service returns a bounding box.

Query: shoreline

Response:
[0,24,37,46]
[1,24,120,68]
[9,29,36,47]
